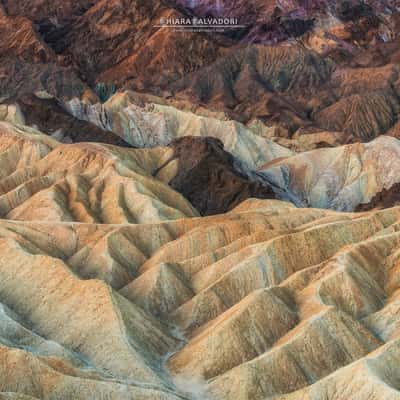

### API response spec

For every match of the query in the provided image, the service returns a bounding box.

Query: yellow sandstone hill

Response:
[0,121,198,224]
[0,122,399,399]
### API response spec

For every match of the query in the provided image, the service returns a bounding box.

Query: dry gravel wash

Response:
[0,124,399,399]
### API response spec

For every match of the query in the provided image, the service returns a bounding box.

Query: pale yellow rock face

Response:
[261,136,400,211]
[0,104,26,126]
[0,121,198,224]
[0,122,399,399]
[67,94,294,169]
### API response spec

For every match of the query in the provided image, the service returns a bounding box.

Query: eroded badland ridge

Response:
[0,1,400,399]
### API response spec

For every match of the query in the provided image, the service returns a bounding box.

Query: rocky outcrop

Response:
[0,0,221,95]
[6,94,131,146]
[171,43,400,140]
[0,9,91,101]
[63,91,400,213]
[0,11,55,63]
[1,0,400,143]
[174,0,399,44]
[0,121,198,223]
[314,90,400,142]
[66,93,294,169]
[272,130,349,152]
[356,182,400,211]
[158,136,276,215]
[1,0,95,20]
[261,136,400,211]
[0,57,90,101]
[171,45,334,132]
[63,92,400,213]
[0,121,280,218]
[62,0,222,87]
